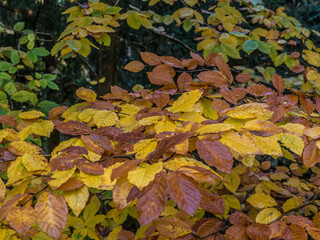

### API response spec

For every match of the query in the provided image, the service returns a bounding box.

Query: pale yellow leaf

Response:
[32,120,55,138]
[48,167,76,190]
[99,162,124,190]
[138,116,162,126]
[281,133,305,156]
[255,208,281,224]
[133,139,158,159]
[78,172,102,189]
[63,185,89,217]
[280,123,305,136]
[227,103,273,120]
[222,195,241,210]
[93,110,118,128]
[253,135,283,156]
[154,117,176,134]
[224,171,240,193]
[22,153,47,171]
[196,123,234,135]
[18,110,45,119]
[170,89,203,113]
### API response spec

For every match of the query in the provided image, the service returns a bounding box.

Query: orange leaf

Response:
[124,61,145,72]
[6,206,37,235]
[140,52,162,66]
[236,73,252,83]
[303,141,320,168]
[272,74,285,94]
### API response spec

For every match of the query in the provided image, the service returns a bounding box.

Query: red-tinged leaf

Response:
[192,218,222,238]
[92,100,115,111]
[300,96,314,114]
[225,225,248,240]
[236,73,252,83]
[303,141,320,168]
[291,65,305,73]
[101,86,131,102]
[269,221,287,239]
[160,56,183,68]
[215,55,233,83]
[124,61,145,72]
[49,106,68,120]
[6,206,37,235]
[76,87,97,102]
[197,71,228,88]
[0,194,25,221]
[191,51,204,66]
[147,64,175,85]
[55,120,92,135]
[178,166,220,185]
[246,223,271,240]
[60,146,88,155]
[136,172,169,225]
[35,192,68,240]
[152,91,170,109]
[200,191,225,215]
[111,159,142,181]
[168,172,201,216]
[271,105,286,123]
[247,84,274,97]
[289,224,308,240]
[0,115,17,127]
[283,94,299,105]
[147,132,193,163]
[182,59,199,70]
[118,230,134,240]
[177,72,193,92]
[272,74,285,94]
[115,131,145,143]
[81,135,104,155]
[89,132,113,151]
[78,162,104,175]
[196,139,233,173]
[58,177,84,191]
[212,99,230,112]
[221,87,247,105]
[228,212,253,226]
[291,52,300,59]
[93,126,123,139]
[50,153,85,171]
[140,52,162,66]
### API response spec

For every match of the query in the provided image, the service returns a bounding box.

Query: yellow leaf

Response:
[154,117,176,134]
[0,178,6,201]
[93,110,118,128]
[22,153,47,171]
[133,139,158,159]
[247,194,277,208]
[281,133,305,156]
[127,13,142,29]
[18,125,33,141]
[196,123,234,135]
[99,162,124,190]
[282,197,303,212]
[7,157,30,185]
[48,167,76,190]
[227,103,273,120]
[178,112,206,123]
[76,87,97,102]
[184,0,198,7]
[8,141,40,155]
[201,99,218,120]
[78,109,97,123]
[138,116,162,126]
[253,135,283,156]
[127,162,163,190]
[108,226,122,240]
[63,185,89,217]
[222,195,241,210]
[224,171,240,193]
[219,131,259,155]
[32,120,55,138]
[304,127,320,139]
[18,110,45,119]
[153,217,191,238]
[85,25,114,33]
[280,123,305,136]
[170,89,203,113]
[78,172,102,189]
[255,208,281,224]
[303,50,320,67]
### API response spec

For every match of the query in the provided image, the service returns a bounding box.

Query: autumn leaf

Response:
[170,89,203,112]
[63,185,89,217]
[247,194,277,208]
[255,208,281,224]
[76,87,97,102]
[124,61,145,72]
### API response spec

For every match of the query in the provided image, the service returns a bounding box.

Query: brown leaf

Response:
[81,135,104,155]
[60,146,88,155]
[6,206,37,235]
[225,225,248,240]
[153,216,191,238]
[272,74,285,94]
[140,52,162,66]
[204,52,220,66]
[303,141,320,168]
[228,212,253,226]
[291,65,305,73]
[50,153,85,171]
[236,73,252,83]
[300,96,314,114]
[101,86,131,102]
[221,87,247,105]
[197,71,228,88]
[55,120,92,135]
[160,56,183,68]
[89,133,113,151]
[147,64,175,85]
[200,191,225,215]
[192,218,222,238]
[117,230,134,240]
[196,139,233,173]
[0,194,25,221]
[291,52,300,59]
[0,115,17,127]
[215,55,233,84]
[136,172,169,225]
[111,159,142,181]
[190,51,204,66]
[152,91,170,109]
[93,126,123,140]
[92,100,115,111]
[49,106,68,120]
[78,162,104,175]
[115,131,145,143]
[57,177,84,191]
[35,192,68,240]
[124,61,145,72]
[212,99,230,112]
[313,212,320,228]
[168,172,201,216]
[177,72,193,92]
[178,165,220,185]
[247,84,274,97]
[246,223,271,240]
[289,224,308,240]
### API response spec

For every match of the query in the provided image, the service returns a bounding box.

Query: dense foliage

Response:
[2,0,320,239]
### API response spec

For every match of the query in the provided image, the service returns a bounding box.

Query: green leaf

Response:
[67,40,82,52]
[33,47,50,57]
[96,33,111,46]
[0,106,8,116]
[0,72,11,80]
[274,53,287,67]
[37,100,59,115]
[10,52,20,65]
[127,13,141,30]
[27,40,35,50]
[13,22,25,31]
[42,74,56,81]
[28,80,36,90]
[163,15,173,25]
[4,82,17,95]
[257,41,270,54]
[9,67,17,74]
[39,79,47,88]
[0,61,13,71]
[29,92,38,105]
[183,19,193,32]
[221,43,241,59]
[229,31,247,37]
[242,40,259,54]
[0,91,7,100]
[105,6,122,15]
[285,56,296,69]
[47,81,59,90]
[51,40,66,56]
[26,51,38,63]
[11,90,31,102]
